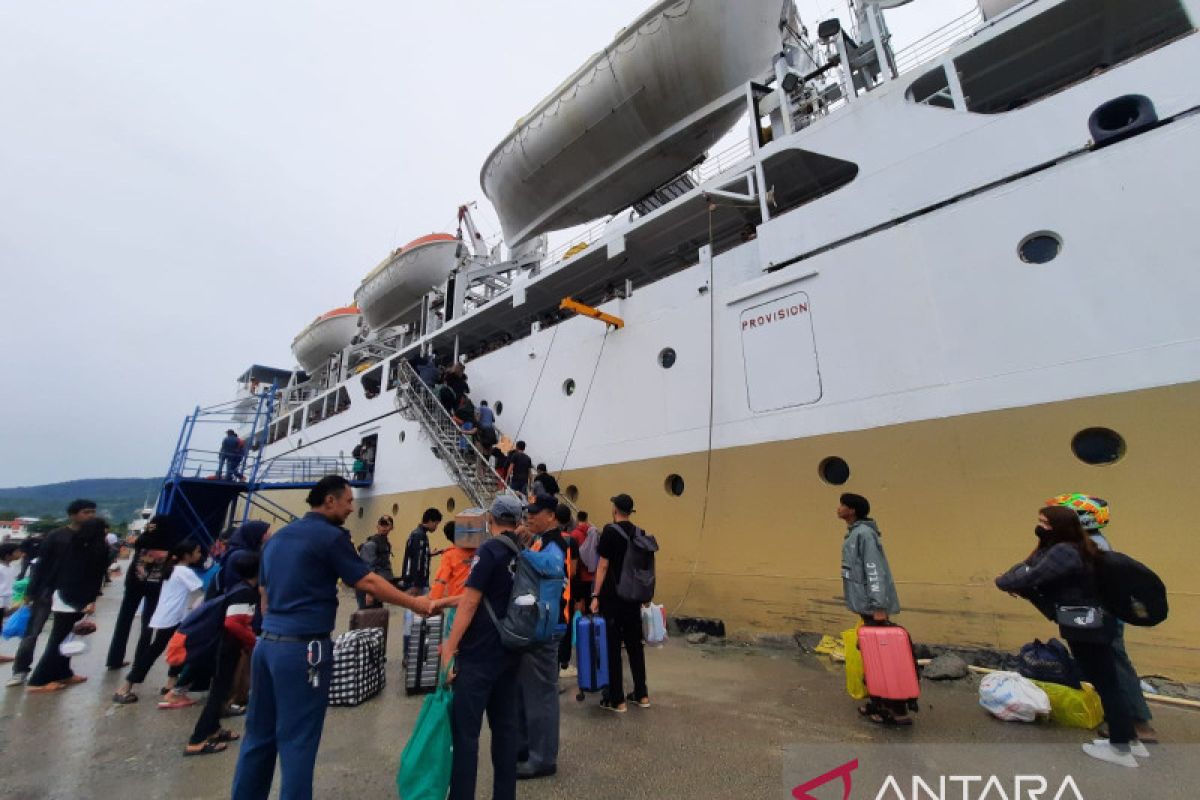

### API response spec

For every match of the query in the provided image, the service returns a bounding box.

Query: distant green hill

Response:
[0,478,162,525]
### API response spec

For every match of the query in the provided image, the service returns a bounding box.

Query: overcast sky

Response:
[0,0,973,488]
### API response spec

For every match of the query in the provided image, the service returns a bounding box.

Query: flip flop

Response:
[158,697,198,710]
[112,692,139,705]
[63,675,88,685]
[183,741,228,757]
[26,682,67,694]
[210,729,241,743]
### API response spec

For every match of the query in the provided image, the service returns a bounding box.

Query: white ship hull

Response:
[245,1,1200,678]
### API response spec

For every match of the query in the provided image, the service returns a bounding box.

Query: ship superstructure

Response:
[164,0,1200,678]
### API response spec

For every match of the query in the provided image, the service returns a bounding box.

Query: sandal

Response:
[210,729,241,743]
[183,741,228,757]
[159,696,198,710]
[112,692,139,705]
[626,692,651,708]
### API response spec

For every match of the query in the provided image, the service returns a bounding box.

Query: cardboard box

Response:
[454,508,489,549]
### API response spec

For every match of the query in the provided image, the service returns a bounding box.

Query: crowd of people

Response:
[0,479,1168,797]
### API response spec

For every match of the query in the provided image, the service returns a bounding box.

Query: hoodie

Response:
[841,518,900,616]
[216,520,268,593]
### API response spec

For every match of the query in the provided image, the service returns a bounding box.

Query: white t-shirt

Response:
[0,560,21,608]
[149,566,204,629]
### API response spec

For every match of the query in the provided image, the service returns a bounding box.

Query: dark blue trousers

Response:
[231,637,332,800]
[450,653,520,800]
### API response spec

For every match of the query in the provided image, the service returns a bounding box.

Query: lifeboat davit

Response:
[291,306,361,373]
[481,0,783,246]
[354,233,459,330]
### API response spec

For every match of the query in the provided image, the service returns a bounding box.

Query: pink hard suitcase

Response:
[858,623,920,705]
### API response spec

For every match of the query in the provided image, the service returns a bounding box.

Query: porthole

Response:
[665,474,685,497]
[447,497,456,512]
[495,401,504,416]
[391,502,399,515]
[658,348,677,369]
[1018,232,1062,264]
[565,485,579,502]
[1071,428,1126,465]
[357,507,364,519]
[819,457,851,486]
[563,379,576,396]
[399,430,406,443]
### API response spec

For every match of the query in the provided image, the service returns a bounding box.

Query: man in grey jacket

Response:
[839,493,900,622]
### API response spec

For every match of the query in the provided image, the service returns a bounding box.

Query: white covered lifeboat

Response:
[480,0,783,247]
[290,306,361,373]
[354,233,459,330]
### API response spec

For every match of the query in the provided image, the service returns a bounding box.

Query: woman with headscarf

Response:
[106,515,175,670]
[26,517,110,692]
[209,520,268,598]
[996,505,1145,767]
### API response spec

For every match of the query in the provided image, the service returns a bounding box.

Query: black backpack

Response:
[1097,551,1168,626]
[610,524,659,604]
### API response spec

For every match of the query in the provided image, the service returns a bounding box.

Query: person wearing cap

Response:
[1047,493,1157,743]
[589,493,650,712]
[231,476,437,800]
[515,494,572,780]
[356,515,396,609]
[442,495,525,800]
[219,429,240,480]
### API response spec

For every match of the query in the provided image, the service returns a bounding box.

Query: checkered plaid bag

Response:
[328,627,386,707]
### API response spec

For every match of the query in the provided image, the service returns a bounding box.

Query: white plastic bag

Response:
[641,603,667,645]
[979,671,1051,722]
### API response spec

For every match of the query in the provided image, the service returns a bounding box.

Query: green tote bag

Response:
[397,611,455,799]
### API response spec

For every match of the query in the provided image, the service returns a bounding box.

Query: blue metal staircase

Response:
[156,385,371,546]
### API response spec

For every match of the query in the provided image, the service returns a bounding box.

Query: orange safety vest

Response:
[532,533,573,619]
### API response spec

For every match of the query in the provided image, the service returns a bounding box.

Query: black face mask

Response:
[1035,525,1053,543]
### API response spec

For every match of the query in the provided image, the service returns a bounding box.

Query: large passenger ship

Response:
[164,0,1200,679]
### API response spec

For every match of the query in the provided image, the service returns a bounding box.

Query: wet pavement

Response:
[2,579,1198,799]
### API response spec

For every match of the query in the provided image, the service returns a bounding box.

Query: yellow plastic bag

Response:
[1031,679,1105,729]
[814,634,844,660]
[843,626,868,700]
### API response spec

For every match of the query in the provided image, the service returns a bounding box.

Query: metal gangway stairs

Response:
[394,360,521,509]
[157,386,372,546]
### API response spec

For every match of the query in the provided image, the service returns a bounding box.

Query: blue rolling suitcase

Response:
[575,614,610,701]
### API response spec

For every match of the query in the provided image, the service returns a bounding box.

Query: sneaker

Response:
[6,673,27,688]
[599,699,627,713]
[1082,741,1138,768]
[1093,739,1150,758]
[559,665,578,679]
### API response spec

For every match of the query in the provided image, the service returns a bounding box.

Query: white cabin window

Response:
[739,290,822,412]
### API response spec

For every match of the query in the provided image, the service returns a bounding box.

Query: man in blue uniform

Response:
[231,475,436,800]
[441,495,524,800]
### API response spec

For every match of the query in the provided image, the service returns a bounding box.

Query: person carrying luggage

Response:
[1046,493,1157,744]
[231,476,438,800]
[440,495,525,800]
[837,493,910,725]
[589,493,651,713]
[995,505,1145,768]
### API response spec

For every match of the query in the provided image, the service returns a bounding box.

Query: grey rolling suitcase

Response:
[404,613,442,695]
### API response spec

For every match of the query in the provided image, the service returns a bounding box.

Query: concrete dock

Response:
[2,582,1198,799]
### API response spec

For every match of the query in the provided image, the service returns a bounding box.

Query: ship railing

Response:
[893,6,983,76]
[395,359,519,508]
[256,454,357,485]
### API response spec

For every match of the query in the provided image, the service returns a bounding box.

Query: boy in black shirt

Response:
[589,494,649,712]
